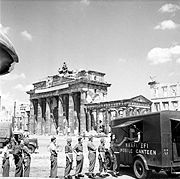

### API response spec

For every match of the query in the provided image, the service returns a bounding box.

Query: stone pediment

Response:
[130,95,152,104]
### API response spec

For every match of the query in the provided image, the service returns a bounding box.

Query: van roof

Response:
[112,110,176,122]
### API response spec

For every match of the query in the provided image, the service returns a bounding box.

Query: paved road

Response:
[0,135,178,178]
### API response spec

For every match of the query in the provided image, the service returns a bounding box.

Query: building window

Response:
[170,85,177,97]
[162,86,168,97]
[154,103,160,111]
[154,88,158,98]
[172,101,178,110]
[162,102,169,110]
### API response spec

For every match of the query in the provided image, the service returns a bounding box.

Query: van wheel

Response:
[28,144,35,153]
[105,154,113,170]
[133,159,149,179]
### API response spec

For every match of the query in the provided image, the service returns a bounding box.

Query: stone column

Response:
[50,97,58,135]
[37,99,43,135]
[58,95,64,134]
[41,98,46,135]
[46,98,51,134]
[123,108,127,117]
[104,109,109,134]
[102,110,108,134]
[87,109,91,132]
[92,110,97,131]
[96,109,100,133]
[73,92,81,135]
[69,94,75,134]
[29,99,37,134]
[80,91,86,134]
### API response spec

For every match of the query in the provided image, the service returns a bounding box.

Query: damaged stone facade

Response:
[27,63,111,135]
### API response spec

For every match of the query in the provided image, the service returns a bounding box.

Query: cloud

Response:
[21,30,32,41]
[0,73,26,81]
[176,58,180,64]
[0,24,10,34]
[147,45,180,65]
[154,20,179,30]
[14,84,33,92]
[168,72,175,77]
[159,4,180,13]
[118,58,127,63]
[80,0,90,6]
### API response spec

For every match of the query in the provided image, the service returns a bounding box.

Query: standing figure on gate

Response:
[73,137,84,179]
[64,138,73,179]
[98,138,108,177]
[87,135,96,178]
[48,136,58,178]
[12,136,24,177]
[2,140,10,177]
[23,138,31,177]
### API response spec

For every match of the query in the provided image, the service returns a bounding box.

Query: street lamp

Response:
[0,31,19,75]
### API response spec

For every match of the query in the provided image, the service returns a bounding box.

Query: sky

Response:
[0,0,180,112]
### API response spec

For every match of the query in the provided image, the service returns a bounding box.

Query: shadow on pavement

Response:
[112,166,180,178]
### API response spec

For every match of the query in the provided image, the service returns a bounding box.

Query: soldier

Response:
[23,138,31,177]
[87,135,96,178]
[2,140,10,177]
[98,138,107,177]
[111,134,128,177]
[73,137,84,179]
[64,137,73,179]
[12,136,24,177]
[48,136,58,178]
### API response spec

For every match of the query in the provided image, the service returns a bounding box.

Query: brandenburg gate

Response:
[27,63,151,135]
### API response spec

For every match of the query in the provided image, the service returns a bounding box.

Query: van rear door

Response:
[171,118,180,162]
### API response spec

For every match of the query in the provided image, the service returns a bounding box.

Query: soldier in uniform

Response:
[98,138,107,177]
[48,136,58,178]
[110,134,128,177]
[2,140,10,177]
[73,137,84,179]
[64,137,73,179]
[23,138,31,177]
[87,135,96,178]
[12,135,24,177]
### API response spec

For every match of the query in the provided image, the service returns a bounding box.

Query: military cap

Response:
[78,136,82,141]
[88,135,93,140]
[67,137,72,143]
[51,136,56,142]
[24,138,29,145]
[100,138,105,143]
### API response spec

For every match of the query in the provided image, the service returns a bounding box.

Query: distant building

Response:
[148,81,180,111]
[0,106,12,123]
[27,63,152,135]
[13,103,30,131]
[85,95,152,133]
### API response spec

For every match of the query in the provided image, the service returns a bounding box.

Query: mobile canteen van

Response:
[105,111,180,179]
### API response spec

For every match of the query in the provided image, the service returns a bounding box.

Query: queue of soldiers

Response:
[1,135,121,179]
[48,135,120,179]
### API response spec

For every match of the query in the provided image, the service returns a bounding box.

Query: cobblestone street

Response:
[0,135,173,178]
